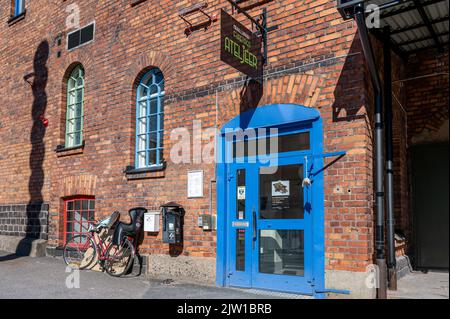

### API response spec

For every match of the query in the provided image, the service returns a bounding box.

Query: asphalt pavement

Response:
[0,251,299,299]
[3,251,446,299]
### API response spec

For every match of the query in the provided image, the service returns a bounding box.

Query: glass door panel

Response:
[228,165,252,287]
[259,229,304,276]
[259,164,304,219]
[251,158,313,294]
[236,229,246,271]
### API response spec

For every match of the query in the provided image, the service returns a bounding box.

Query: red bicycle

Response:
[63,211,136,277]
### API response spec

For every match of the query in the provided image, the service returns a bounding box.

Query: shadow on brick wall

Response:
[332,36,367,123]
[20,40,49,255]
[238,78,263,128]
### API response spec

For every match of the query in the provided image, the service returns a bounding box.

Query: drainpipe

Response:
[354,3,387,299]
[208,91,219,224]
[383,27,397,290]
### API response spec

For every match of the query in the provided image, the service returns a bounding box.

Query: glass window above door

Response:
[232,131,310,159]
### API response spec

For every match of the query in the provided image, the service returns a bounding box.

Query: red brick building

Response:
[0,0,448,298]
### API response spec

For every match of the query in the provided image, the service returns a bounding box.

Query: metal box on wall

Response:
[201,214,212,230]
[144,211,160,232]
[161,202,184,244]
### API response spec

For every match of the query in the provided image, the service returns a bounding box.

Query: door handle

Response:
[252,208,257,249]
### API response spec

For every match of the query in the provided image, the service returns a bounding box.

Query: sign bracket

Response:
[225,0,270,65]
[309,151,347,177]
[179,2,218,37]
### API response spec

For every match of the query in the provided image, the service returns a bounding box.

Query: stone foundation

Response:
[147,254,215,285]
[325,270,376,299]
[0,203,49,240]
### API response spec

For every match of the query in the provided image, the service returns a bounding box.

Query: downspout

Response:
[383,27,397,290]
[354,3,387,299]
[209,91,219,223]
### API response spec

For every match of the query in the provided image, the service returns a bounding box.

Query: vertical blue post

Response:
[215,133,227,286]
[311,117,326,298]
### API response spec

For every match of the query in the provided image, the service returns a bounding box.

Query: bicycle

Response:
[63,211,136,277]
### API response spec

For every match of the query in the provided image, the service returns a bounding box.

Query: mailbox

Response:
[161,202,184,244]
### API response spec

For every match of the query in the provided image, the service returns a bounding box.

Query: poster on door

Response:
[271,180,290,210]
[237,186,246,200]
[272,180,290,196]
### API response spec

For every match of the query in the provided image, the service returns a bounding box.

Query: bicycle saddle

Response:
[112,207,146,245]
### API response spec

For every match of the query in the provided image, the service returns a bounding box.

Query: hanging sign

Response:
[220,9,263,80]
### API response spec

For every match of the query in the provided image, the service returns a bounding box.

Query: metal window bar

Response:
[135,69,165,168]
[65,66,84,148]
[64,198,95,244]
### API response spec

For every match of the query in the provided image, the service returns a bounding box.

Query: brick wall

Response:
[405,48,449,146]
[0,0,374,273]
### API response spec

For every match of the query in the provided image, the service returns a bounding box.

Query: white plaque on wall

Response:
[187,170,203,198]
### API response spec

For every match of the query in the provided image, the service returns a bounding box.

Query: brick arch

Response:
[62,62,84,81]
[262,73,325,107]
[59,174,98,198]
[60,50,95,103]
[64,49,95,76]
[127,50,176,89]
[219,73,326,125]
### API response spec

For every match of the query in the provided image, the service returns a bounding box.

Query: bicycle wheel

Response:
[104,238,135,277]
[63,234,97,270]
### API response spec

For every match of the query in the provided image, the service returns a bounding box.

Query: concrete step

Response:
[0,235,47,257]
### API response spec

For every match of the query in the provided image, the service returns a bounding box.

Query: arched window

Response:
[65,65,85,147]
[136,68,165,168]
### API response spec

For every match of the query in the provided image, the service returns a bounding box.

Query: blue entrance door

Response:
[226,131,314,295]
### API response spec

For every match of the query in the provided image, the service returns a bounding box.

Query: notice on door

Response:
[272,180,290,196]
[271,180,290,210]
[237,186,246,200]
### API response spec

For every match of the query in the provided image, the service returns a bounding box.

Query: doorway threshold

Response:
[228,287,314,299]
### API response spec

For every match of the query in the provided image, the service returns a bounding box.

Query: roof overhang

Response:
[337,0,449,58]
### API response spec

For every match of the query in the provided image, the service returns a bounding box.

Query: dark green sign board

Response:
[220,9,263,80]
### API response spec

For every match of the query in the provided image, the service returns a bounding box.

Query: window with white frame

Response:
[65,65,85,148]
[135,68,165,168]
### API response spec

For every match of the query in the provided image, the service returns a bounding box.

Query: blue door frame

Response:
[216,104,325,297]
